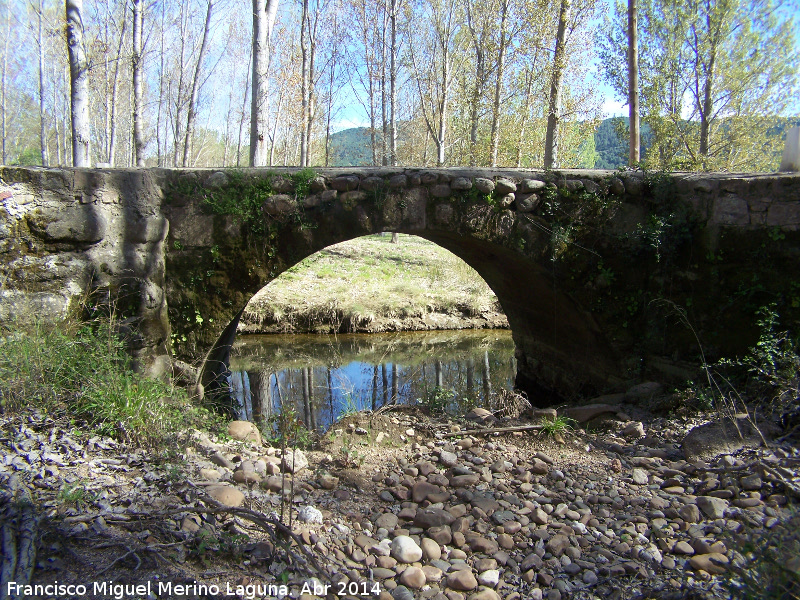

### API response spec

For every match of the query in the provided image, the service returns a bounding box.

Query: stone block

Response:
[766,202,800,228]
[435,203,454,225]
[361,176,385,192]
[515,193,539,213]
[451,177,472,191]
[330,175,360,191]
[270,175,294,193]
[389,174,408,188]
[495,178,517,194]
[30,204,107,244]
[262,194,297,216]
[125,215,169,244]
[710,196,749,226]
[474,178,495,194]
[168,206,214,247]
[430,184,452,198]
[520,179,546,192]
[421,172,439,185]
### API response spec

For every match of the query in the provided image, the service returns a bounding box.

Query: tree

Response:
[66,0,91,166]
[599,0,800,171]
[37,0,48,165]
[182,0,214,166]
[131,0,144,165]
[250,0,280,166]
[628,0,639,164]
[543,0,570,168]
[407,0,463,166]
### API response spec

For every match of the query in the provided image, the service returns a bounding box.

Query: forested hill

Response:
[594,117,653,169]
[325,115,799,169]
[328,128,374,166]
[328,119,648,169]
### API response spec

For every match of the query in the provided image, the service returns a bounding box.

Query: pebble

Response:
[391,536,423,563]
[477,570,499,587]
[447,570,478,591]
[399,567,426,589]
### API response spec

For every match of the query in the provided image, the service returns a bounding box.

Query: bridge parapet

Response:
[2,167,799,402]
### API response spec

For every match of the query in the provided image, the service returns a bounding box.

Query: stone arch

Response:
[182,169,622,404]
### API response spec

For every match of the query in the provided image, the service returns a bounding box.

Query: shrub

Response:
[0,319,219,445]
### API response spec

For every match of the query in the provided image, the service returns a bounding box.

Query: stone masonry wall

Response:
[2,166,799,401]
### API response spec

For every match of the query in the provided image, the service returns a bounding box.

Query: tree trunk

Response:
[544,0,570,169]
[108,11,127,166]
[489,0,509,167]
[300,0,309,167]
[389,0,398,165]
[38,0,48,166]
[250,0,279,166]
[183,0,214,167]
[391,232,398,243]
[155,0,165,166]
[699,49,716,164]
[516,68,535,167]
[435,360,443,388]
[67,0,91,167]
[391,363,398,402]
[2,0,10,164]
[436,56,449,166]
[380,11,388,166]
[627,0,640,165]
[236,47,252,167]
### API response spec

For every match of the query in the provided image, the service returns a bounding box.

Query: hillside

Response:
[328,127,374,166]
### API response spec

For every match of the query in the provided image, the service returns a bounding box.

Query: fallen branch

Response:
[122,494,360,584]
[0,476,39,600]
[442,424,544,437]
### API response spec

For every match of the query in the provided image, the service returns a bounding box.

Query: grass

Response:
[241,234,505,332]
[539,415,575,437]
[0,318,222,446]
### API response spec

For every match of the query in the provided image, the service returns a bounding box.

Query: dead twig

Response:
[96,545,141,576]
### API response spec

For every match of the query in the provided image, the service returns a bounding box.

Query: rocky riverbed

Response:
[1,394,799,600]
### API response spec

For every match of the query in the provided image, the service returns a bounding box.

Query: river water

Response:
[228,329,515,432]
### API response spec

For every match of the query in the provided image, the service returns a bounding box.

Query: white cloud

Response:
[602,97,627,118]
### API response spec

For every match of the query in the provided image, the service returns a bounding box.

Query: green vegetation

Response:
[598,0,799,172]
[539,416,575,437]
[0,318,222,446]
[726,509,800,600]
[241,234,505,333]
[328,128,373,166]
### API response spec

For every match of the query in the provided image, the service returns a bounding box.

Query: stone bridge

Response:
[2,166,799,405]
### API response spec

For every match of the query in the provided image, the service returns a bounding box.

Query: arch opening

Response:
[202,233,515,422]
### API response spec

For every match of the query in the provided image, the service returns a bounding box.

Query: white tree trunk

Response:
[628,0,639,165]
[2,1,10,164]
[389,0,398,166]
[38,0,48,166]
[108,12,127,166]
[250,0,279,167]
[182,0,214,167]
[132,0,145,166]
[67,0,91,167]
[544,0,570,169]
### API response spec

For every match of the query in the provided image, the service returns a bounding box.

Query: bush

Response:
[0,319,219,445]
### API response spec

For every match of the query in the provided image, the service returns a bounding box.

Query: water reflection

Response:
[229,330,515,432]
